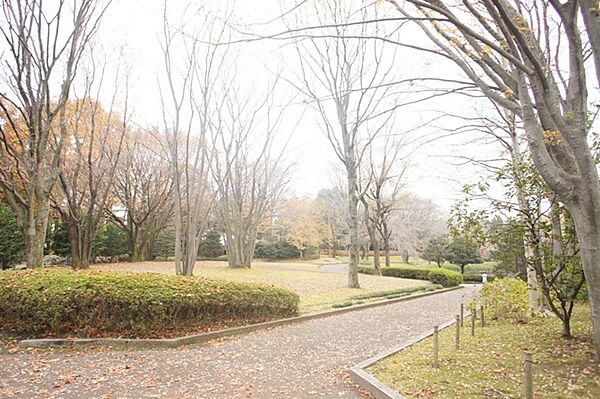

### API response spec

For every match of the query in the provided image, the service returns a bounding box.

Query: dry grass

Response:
[92,260,430,313]
[370,305,600,399]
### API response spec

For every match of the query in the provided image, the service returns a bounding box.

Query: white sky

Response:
[96,0,503,210]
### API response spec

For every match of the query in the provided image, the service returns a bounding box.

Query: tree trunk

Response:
[402,251,409,264]
[67,221,82,269]
[24,201,50,269]
[580,0,600,87]
[571,210,600,357]
[346,162,360,288]
[382,222,391,267]
[460,264,465,275]
[362,198,381,275]
[25,225,46,269]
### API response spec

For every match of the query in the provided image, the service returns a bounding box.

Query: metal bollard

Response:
[524,352,533,399]
[471,308,476,337]
[433,326,439,368]
[460,303,464,327]
[455,315,460,350]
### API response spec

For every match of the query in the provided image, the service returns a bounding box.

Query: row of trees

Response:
[0,1,291,276]
[2,0,599,355]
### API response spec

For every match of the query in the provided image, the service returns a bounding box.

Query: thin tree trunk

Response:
[382,221,391,267]
[402,251,409,264]
[347,162,360,288]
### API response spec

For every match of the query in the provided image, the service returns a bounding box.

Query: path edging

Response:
[19,286,462,349]
[349,314,470,399]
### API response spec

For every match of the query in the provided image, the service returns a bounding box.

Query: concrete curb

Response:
[19,286,462,349]
[349,313,471,399]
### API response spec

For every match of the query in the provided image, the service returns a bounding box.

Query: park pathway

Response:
[0,286,477,399]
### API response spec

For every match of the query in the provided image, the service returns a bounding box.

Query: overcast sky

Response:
[95,0,507,210]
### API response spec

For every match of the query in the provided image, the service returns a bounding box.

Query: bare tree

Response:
[52,51,128,269]
[0,0,111,268]
[110,128,174,261]
[385,0,600,355]
[159,3,227,275]
[363,135,408,268]
[316,187,347,258]
[391,193,446,263]
[285,0,403,287]
[210,79,291,268]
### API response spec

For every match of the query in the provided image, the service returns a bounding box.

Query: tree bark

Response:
[571,209,600,357]
[346,159,360,288]
[401,251,410,264]
[580,0,600,87]
[24,204,48,269]
[382,221,391,267]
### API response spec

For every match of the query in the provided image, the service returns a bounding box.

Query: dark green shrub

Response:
[94,224,128,260]
[303,246,321,260]
[46,221,71,257]
[0,269,299,337]
[426,268,464,287]
[154,227,175,260]
[254,240,300,260]
[198,230,224,258]
[0,202,25,269]
[463,273,496,283]
[445,236,483,274]
[358,266,463,287]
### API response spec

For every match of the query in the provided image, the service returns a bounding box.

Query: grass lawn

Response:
[92,260,431,313]
[359,256,497,274]
[369,306,600,399]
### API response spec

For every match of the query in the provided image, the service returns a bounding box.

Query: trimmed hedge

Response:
[358,266,463,287]
[463,273,496,283]
[0,269,299,337]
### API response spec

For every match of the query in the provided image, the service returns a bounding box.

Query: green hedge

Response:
[358,266,463,287]
[463,273,496,283]
[0,269,299,337]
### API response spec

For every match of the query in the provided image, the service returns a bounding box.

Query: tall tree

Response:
[391,193,446,263]
[285,0,403,287]
[52,53,128,269]
[0,0,111,268]
[280,197,326,259]
[210,79,290,269]
[385,0,600,355]
[315,188,347,258]
[110,129,174,262]
[159,3,226,275]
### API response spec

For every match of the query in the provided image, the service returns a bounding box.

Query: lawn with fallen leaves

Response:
[369,305,600,398]
[92,260,430,313]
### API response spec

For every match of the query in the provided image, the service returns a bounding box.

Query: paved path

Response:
[0,286,478,399]
[317,263,347,273]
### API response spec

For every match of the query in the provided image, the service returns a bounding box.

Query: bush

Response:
[46,221,71,257]
[198,230,224,258]
[0,269,299,337]
[474,278,530,322]
[94,224,128,260]
[254,240,300,260]
[463,273,496,283]
[358,266,463,287]
[0,202,25,269]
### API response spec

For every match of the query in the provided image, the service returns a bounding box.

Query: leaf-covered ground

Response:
[0,286,477,399]
[92,260,429,313]
[370,305,600,398]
